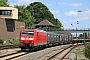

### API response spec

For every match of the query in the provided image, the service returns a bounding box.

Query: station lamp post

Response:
[76,21,79,39]
[71,21,79,39]
[76,10,86,39]
[77,10,86,39]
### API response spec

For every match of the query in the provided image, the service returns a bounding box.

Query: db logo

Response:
[26,37,29,40]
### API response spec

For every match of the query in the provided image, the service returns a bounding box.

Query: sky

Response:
[8,0,90,30]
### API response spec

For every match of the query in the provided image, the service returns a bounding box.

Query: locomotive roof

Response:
[21,29,34,31]
[47,32,56,34]
[21,29,47,33]
[37,29,46,33]
[64,32,72,35]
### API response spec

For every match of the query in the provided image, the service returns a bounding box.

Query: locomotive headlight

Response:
[29,38,34,40]
[21,41,23,42]
[21,37,25,40]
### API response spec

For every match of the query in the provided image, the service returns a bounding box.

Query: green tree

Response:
[14,5,35,28]
[0,0,9,6]
[78,34,83,39]
[26,2,62,30]
[78,33,88,39]
[54,18,62,30]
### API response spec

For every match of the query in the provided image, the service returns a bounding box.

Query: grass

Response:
[74,50,84,56]
[73,48,84,56]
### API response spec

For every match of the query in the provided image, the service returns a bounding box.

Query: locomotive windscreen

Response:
[22,31,27,36]
[28,32,34,36]
[22,31,34,36]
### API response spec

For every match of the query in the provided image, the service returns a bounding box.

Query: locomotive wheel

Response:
[39,45,43,50]
[55,43,59,46]
[32,47,38,52]
[42,45,46,49]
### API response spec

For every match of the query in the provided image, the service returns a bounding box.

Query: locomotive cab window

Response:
[22,31,27,36]
[28,32,34,36]
[22,31,34,36]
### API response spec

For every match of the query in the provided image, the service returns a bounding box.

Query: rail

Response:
[0,51,30,60]
[47,43,84,60]
[0,45,19,50]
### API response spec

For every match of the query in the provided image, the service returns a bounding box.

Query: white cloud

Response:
[51,10,60,15]
[10,3,17,7]
[70,3,82,7]
[63,21,68,24]
[63,10,90,29]
[76,17,89,21]
[76,9,90,21]
[46,4,52,7]
[58,2,67,5]
[64,11,78,16]
[18,0,36,3]
[51,10,61,17]
[57,15,60,16]
[16,0,37,5]
[76,10,90,21]
[58,2,82,7]
[82,9,90,17]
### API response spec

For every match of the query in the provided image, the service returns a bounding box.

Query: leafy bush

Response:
[8,39,20,45]
[84,43,90,59]
[0,38,4,44]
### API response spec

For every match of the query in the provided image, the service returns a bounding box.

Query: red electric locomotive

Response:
[19,28,73,51]
[19,29,47,51]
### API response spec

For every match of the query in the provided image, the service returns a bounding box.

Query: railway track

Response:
[0,45,19,50]
[47,43,83,60]
[0,43,84,60]
[0,51,30,60]
[0,45,72,60]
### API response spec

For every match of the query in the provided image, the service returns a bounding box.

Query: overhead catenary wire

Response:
[54,0,64,15]
[42,0,65,28]
[54,0,80,29]
[41,0,50,19]
[54,0,69,28]
[13,0,14,6]
[42,0,47,6]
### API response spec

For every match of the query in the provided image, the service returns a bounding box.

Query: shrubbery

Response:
[7,39,20,45]
[84,43,90,59]
[0,38,4,44]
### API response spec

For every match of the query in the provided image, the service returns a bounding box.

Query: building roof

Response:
[0,7,18,10]
[35,20,55,27]
[0,7,18,19]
